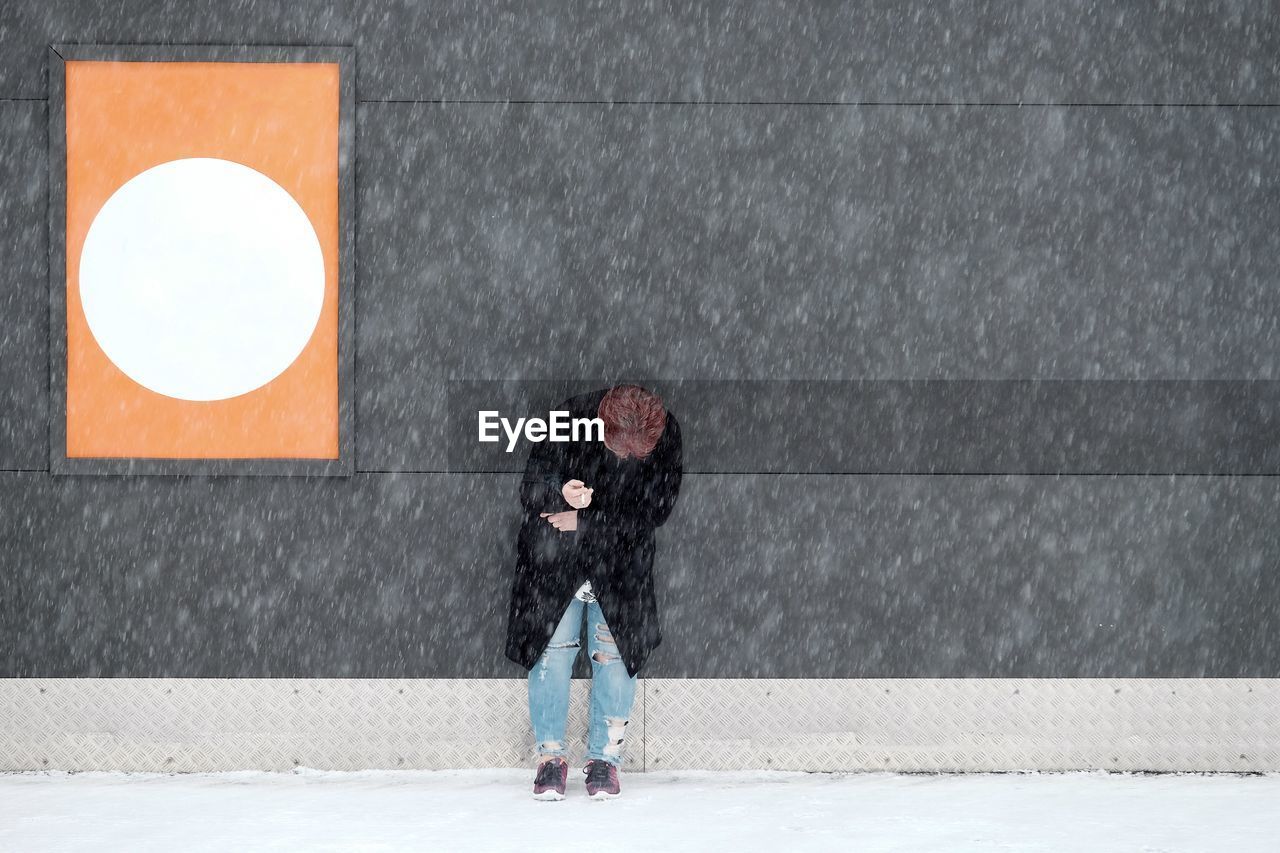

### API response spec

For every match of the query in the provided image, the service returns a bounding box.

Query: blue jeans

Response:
[527,595,637,767]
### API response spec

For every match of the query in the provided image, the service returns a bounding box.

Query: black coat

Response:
[503,388,683,678]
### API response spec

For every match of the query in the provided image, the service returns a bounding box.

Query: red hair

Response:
[598,384,666,460]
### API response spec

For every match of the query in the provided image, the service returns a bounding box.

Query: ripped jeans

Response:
[527,595,637,767]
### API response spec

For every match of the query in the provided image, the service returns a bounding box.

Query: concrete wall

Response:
[2,2,1278,689]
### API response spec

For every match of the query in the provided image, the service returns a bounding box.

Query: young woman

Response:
[503,384,683,800]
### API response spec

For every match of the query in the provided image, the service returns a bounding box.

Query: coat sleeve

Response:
[518,402,572,514]
[578,413,683,538]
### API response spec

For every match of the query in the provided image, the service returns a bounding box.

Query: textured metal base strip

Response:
[646,678,1279,773]
[1,678,1275,772]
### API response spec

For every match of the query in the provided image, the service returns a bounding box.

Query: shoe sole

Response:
[532,789,565,801]
[586,790,620,800]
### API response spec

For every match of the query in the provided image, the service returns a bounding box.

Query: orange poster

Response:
[63,59,340,459]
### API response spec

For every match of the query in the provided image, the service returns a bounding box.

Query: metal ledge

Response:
[2,678,1275,772]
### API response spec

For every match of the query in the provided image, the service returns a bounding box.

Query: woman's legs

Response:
[583,599,637,767]
[527,596,584,762]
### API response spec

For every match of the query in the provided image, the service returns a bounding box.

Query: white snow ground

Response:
[1,768,1277,852]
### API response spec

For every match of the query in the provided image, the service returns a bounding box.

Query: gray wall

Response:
[2,1,1278,678]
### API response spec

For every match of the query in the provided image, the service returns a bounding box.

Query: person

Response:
[503,383,683,800]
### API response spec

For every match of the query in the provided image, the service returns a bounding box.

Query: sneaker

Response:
[532,756,568,801]
[582,758,621,799]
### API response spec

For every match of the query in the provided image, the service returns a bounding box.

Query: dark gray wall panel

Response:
[658,473,1280,678]
[357,1,1280,103]
[357,103,1280,471]
[0,0,352,99]
[0,471,505,677]
[4,3,1276,103]
[2,472,1275,677]
[2,4,1277,685]
[0,101,47,471]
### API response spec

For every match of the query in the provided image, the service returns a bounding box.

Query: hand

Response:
[561,479,593,509]
[540,510,578,532]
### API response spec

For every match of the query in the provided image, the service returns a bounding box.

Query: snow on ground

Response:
[2,767,1277,852]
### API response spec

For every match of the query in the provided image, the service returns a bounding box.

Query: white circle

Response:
[79,157,325,401]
